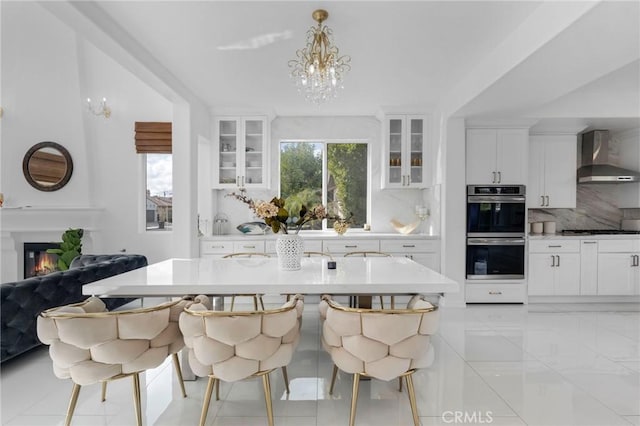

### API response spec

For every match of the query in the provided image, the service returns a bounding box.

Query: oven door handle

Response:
[467,239,526,246]
[467,196,526,203]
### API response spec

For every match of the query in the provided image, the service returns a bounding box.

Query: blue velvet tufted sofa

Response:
[1,254,148,363]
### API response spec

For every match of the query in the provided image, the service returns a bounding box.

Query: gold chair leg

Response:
[215,378,220,401]
[101,381,107,402]
[230,296,236,311]
[253,296,258,311]
[259,295,265,310]
[329,364,338,395]
[282,366,290,393]
[132,373,142,426]
[200,376,215,426]
[405,373,420,426]
[262,373,274,426]
[349,373,361,426]
[391,295,395,309]
[65,383,81,426]
[172,353,187,398]
[379,295,384,309]
[398,376,403,392]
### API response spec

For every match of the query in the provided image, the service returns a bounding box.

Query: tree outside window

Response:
[280,141,368,230]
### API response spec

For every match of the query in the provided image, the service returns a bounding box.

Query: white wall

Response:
[209,116,438,235]
[0,2,181,268]
[1,2,89,207]
[79,40,173,262]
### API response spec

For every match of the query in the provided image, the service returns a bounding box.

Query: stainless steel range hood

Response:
[578,130,640,183]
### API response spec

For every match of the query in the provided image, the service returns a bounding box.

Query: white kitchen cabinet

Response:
[528,135,576,208]
[380,239,439,271]
[382,115,429,188]
[580,240,598,295]
[528,240,580,295]
[597,239,640,295]
[213,117,269,189]
[616,128,640,208]
[466,128,528,185]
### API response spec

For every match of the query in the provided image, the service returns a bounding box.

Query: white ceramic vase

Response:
[275,234,304,271]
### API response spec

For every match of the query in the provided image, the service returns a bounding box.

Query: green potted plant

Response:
[47,228,83,271]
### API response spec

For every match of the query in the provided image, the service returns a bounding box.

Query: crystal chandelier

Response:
[288,9,351,104]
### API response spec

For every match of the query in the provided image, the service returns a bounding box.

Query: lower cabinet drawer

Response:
[466,284,526,303]
[380,239,438,253]
[323,239,380,254]
[232,240,265,253]
[200,241,234,255]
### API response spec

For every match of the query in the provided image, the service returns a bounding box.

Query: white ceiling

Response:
[58,1,640,130]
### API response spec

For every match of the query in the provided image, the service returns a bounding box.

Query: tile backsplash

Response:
[529,184,639,230]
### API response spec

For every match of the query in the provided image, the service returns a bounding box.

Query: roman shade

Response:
[134,122,172,154]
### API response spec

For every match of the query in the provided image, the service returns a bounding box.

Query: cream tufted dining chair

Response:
[319,294,439,426]
[37,296,192,426]
[179,294,304,426]
[222,252,269,310]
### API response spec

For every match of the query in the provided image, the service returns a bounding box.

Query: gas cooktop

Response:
[561,229,640,235]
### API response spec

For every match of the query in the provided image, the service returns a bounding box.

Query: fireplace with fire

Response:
[24,242,61,278]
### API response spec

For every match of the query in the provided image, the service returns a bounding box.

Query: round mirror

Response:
[22,141,73,191]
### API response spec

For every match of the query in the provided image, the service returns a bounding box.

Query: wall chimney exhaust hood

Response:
[578,130,640,183]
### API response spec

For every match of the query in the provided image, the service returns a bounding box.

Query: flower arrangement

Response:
[227,189,351,234]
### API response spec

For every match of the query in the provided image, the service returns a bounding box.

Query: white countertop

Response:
[83,257,458,297]
[528,233,640,240]
[201,232,439,241]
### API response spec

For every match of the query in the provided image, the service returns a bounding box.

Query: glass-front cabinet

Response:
[213,117,268,189]
[382,115,429,188]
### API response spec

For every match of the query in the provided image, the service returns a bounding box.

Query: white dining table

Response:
[83,256,459,298]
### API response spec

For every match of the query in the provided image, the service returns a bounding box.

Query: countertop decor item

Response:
[276,233,305,270]
[333,220,350,235]
[227,188,350,234]
[236,221,270,235]
[390,219,419,235]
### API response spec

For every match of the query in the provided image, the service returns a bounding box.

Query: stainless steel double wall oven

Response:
[466,185,526,280]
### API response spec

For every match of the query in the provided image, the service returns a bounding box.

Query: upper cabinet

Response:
[382,115,430,189]
[213,117,269,189]
[466,128,528,185]
[616,128,640,208]
[528,134,577,209]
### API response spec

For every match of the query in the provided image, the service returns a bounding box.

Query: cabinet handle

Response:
[556,255,560,267]
[492,171,497,183]
[210,245,225,249]
[344,245,358,248]
[548,245,561,248]
[582,241,597,244]
[402,245,416,248]
[636,255,639,266]
[632,255,639,267]
[236,176,240,186]
[551,255,556,267]
[242,176,245,187]
[489,291,502,295]
[540,196,545,207]
[545,195,550,206]
[243,245,256,249]
[497,171,501,183]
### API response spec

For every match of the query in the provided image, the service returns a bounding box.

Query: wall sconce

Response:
[86,97,111,118]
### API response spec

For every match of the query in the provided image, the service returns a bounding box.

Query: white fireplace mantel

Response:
[1,206,103,283]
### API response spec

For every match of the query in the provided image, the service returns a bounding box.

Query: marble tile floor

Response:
[1,301,639,426]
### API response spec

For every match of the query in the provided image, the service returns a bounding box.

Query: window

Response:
[145,153,172,231]
[135,121,172,232]
[280,141,368,230]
